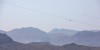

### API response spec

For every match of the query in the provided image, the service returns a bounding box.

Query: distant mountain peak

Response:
[48,28,77,36]
[7,27,48,43]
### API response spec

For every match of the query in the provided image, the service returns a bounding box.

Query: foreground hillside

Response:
[0,42,100,50]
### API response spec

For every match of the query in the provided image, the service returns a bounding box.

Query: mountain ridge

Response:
[0,27,100,46]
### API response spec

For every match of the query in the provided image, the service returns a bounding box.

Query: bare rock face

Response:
[0,33,13,44]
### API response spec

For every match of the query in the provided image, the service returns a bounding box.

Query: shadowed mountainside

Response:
[0,33,13,44]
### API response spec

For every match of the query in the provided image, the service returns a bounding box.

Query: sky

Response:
[0,0,100,32]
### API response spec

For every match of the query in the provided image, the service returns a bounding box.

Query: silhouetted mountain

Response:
[48,33,68,45]
[7,27,49,43]
[5,27,100,46]
[48,28,77,36]
[48,28,77,45]
[7,27,77,45]
[0,30,6,33]
[0,33,13,44]
[70,31,100,46]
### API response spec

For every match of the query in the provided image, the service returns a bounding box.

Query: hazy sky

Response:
[0,0,100,32]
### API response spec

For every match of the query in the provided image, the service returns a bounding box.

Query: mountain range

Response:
[1,27,100,46]
[0,33,100,50]
[7,27,49,43]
